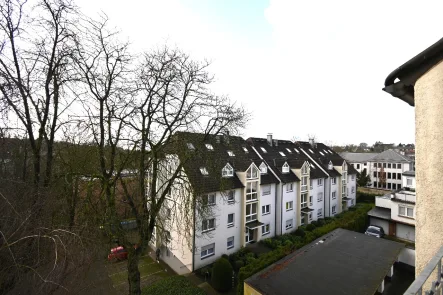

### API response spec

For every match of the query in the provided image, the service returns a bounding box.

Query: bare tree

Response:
[0,0,77,187]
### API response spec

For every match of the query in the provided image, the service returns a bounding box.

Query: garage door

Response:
[396,223,415,242]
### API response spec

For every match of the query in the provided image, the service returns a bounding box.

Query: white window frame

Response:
[286,201,293,211]
[286,183,293,192]
[309,213,312,221]
[302,163,309,175]
[227,150,235,157]
[332,205,336,214]
[202,218,216,232]
[222,163,233,177]
[205,143,213,150]
[200,167,209,176]
[246,182,258,202]
[332,191,336,199]
[317,178,323,186]
[399,205,414,218]
[201,243,215,259]
[282,162,290,173]
[309,195,313,206]
[301,193,308,208]
[246,203,258,222]
[227,237,234,249]
[246,166,259,179]
[227,213,234,227]
[285,219,293,229]
[317,208,322,218]
[262,185,271,195]
[332,177,336,185]
[259,163,267,174]
[317,192,323,202]
[262,224,270,236]
[242,147,249,153]
[407,178,412,186]
[262,204,270,215]
[227,191,235,203]
[260,147,267,153]
[351,186,355,193]
[286,148,292,154]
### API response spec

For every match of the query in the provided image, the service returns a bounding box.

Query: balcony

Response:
[404,246,443,295]
[391,192,416,204]
[301,185,308,192]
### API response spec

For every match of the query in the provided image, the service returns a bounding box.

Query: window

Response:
[364,163,367,166]
[166,208,171,219]
[286,201,293,211]
[332,177,336,185]
[282,163,290,173]
[227,213,234,227]
[373,163,377,168]
[246,182,258,201]
[397,163,402,169]
[388,163,391,168]
[332,191,336,199]
[373,171,377,177]
[309,149,314,154]
[310,179,313,189]
[202,218,215,232]
[205,143,213,150]
[319,151,324,156]
[227,237,234,249]
[222,163,233,177]
[227,150,235,157]
[227,191,235,203]
[262,185,271,195]
[200,167,209,176]
[378,163,382,168]
[187,143,195,150]
[310,163,315,169]
[388,172,391,179]
[202,194,216,206]
[317,208,322,218]
[399,205,414,218]
[259,163,267,174]
[351,186,355,193]
[262,224,270,235]
[309,213,312,221]
[397,173,401,179]
[286,183,293,192]
[294,148,300,153]
[286,148,292,154]
[300,216,305,226]
[356,164,360,169]
[332,205,336,214]
[373,181,376,187]
[309,195,313,206]
[317,178,323,186]
[260,147,267,153]
[279,151,286,156]
[388,183,392,189]
[246,166,258,179]
[246,203,257,222]
[301,193,307,208]
[383,163,386,168]
[351,199,354,205]
[242,147,249,153]
[201,243,215,259]
[262,204,270,215]
[285,219,293,229]
[302,164,309,175]
[351,175,355,180]
[317,192,323,202]
[407,178,412,185]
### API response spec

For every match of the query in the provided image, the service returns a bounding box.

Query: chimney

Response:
[223,130,230,144]
[273,139,278,147]
[309,137,315,147]
[267,133,273,146]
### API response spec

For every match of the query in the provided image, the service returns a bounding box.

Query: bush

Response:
[305,223,316,231]
[212,258,233,292]
[294,228,305,237]
[198,266,212,278]
[142,276,206,295]
[221,254,229,260]
[233,260,244,272]
[316,219,325,226]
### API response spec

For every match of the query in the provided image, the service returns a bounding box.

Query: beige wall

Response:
[414,59,443,277]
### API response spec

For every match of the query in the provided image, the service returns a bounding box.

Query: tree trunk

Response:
[127,250,141,295]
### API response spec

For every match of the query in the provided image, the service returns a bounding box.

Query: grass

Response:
[142,276,206,295]
[357,187,389,195]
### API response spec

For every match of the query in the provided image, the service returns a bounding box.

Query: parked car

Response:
[108,246,128,262]
[365,225,385,238]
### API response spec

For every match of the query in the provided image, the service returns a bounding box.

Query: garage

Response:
[396,223,415,242]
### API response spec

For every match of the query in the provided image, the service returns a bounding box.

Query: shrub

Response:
[316,218,325,226]
[305,223,316,231]
[212,258,233,292]
[198,266,212,278]
[233,260,244,272]
[142,276,206,295]
[294,228,305,237]
[221,254,229,260]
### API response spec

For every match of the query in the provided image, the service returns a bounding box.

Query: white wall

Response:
[327,176,339,217]
[309,178,325,221]
[193,189,243,270]
[259,183,277,239]
[391,203,416,226]
[347,174,357,207]
[282,181,298,233]
[398,247,415,267]
[375,196,392,209]
[402,175,416,189]
[396,223,416,242]
[369,217,389,235]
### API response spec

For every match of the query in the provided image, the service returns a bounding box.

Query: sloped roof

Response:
[339,152,378,163]
[403,170,415,177]
[372,149,412,163]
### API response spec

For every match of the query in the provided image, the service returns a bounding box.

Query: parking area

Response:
[105,251,174,294]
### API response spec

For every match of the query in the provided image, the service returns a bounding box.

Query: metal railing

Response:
[404,246,443,295]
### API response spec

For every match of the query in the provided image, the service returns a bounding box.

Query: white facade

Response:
[309,178,326,221]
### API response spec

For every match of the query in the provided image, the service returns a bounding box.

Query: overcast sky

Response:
[75,0,443,146]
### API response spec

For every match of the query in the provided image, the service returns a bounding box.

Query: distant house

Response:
[244,228,404,295]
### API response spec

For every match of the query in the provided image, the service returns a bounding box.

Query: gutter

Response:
[383,37,443,106]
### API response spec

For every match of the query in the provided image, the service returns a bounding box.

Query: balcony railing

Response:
[404,246,443,295]
[301,185,308,192]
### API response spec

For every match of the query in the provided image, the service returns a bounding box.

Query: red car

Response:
[108,246,128,262]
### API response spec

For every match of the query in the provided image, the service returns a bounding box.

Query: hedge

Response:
[237,203,374,295]
[142,276,206,295]
[212,258,233,292]
[356,191,380,203]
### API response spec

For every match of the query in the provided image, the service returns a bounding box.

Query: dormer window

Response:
[328,161,333,170]
[259,163,267,174]
[187,143,195,150]
[242,147,249,153]
[205,144,213,150]
[302,163,309,175]
[279,151,286,157]
[246,166,259,179]
[222,163,234,177]
[342,162,347,171]
[260,147,267,153]
[227,150,235,157]
[286,148,292,154]
[294,148,300,153]
[282,163,290,173]
[200,167,209,175]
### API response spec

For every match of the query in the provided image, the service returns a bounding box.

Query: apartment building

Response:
[339,152,377,175]
[151,132,358,273]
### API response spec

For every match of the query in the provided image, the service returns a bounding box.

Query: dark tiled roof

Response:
[260,172,279,185]
[170,132,259,195]
[403,170,415,177]
[368,207,392,220]
[245,228,404,295]
[372,149,412,163]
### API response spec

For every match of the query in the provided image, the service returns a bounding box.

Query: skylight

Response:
[200,167,209,175]
[279,151,286,157]
[205,144,213,150]
[286,148,292,154]
[310,163,316,169]
[260,147,267,153]
[294,148,300,153]
[319,151,324,156]
[309,149,314,154]
[227,150,235,157]
[187,143,195,150]
[242,147,249,153]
